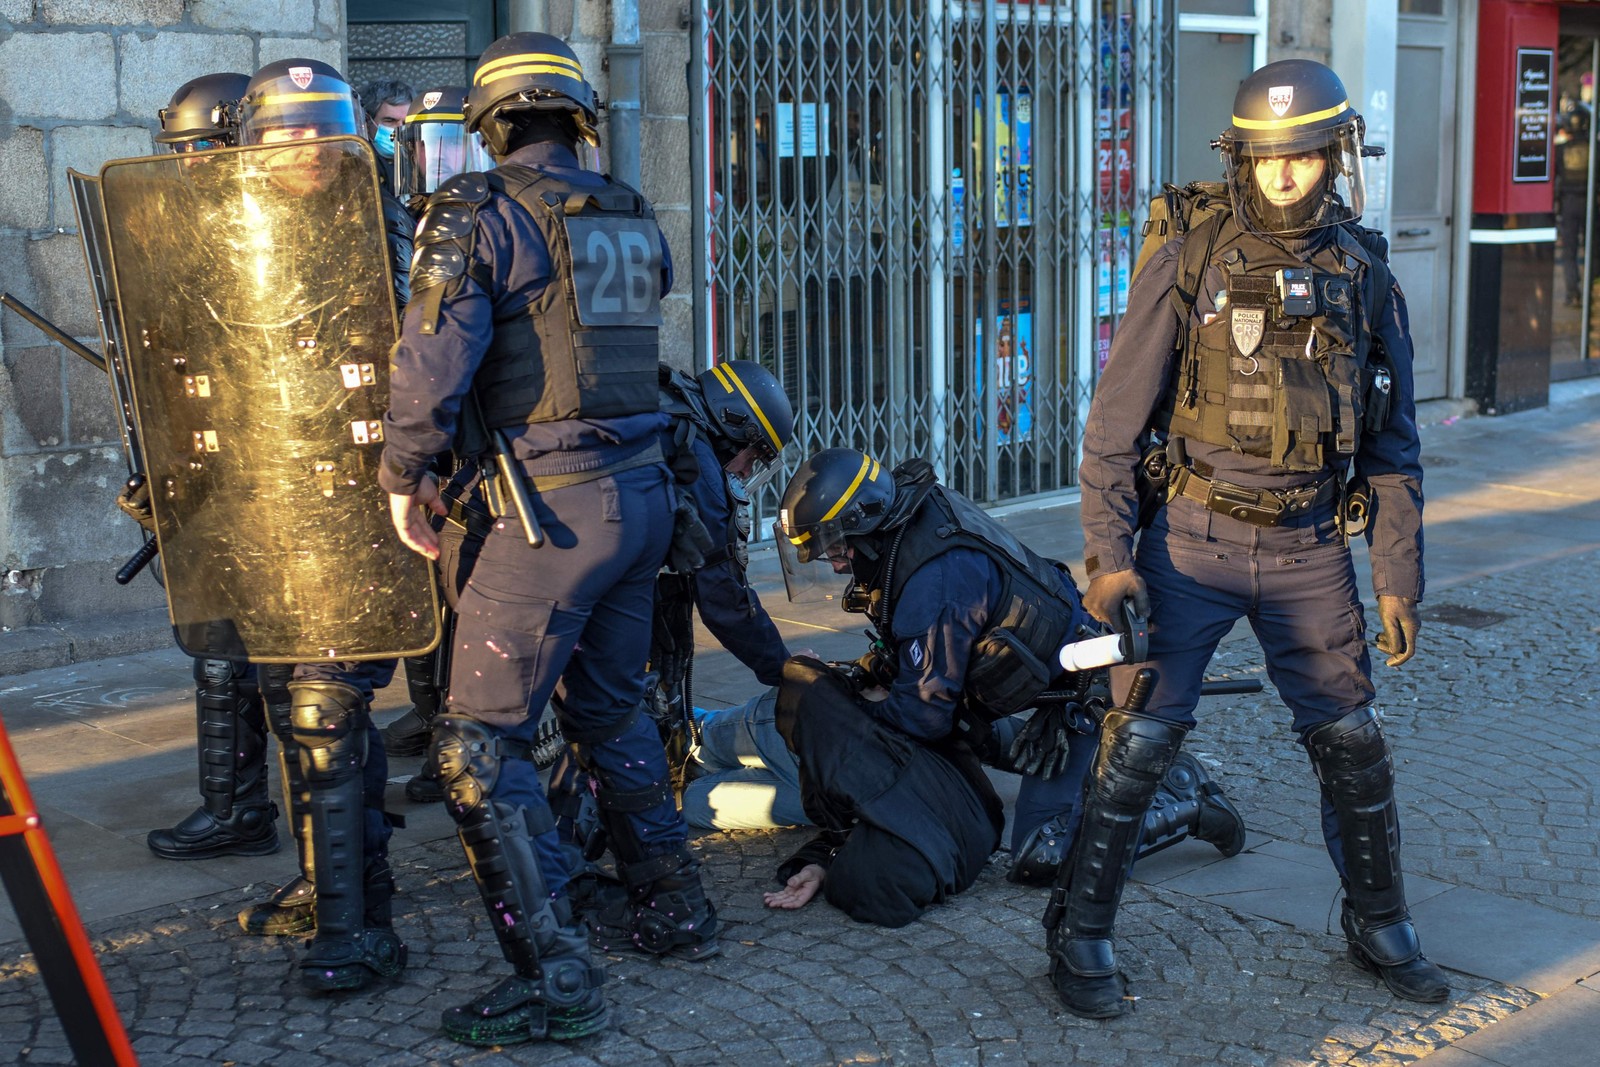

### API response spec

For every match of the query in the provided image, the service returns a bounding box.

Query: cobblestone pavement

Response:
[4,390,1600,1064]
[0,828,1542,1067]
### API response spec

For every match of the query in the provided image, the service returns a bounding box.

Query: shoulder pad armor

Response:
[431,171,490,207]
[411,243,466,293]
[416,203,476,245]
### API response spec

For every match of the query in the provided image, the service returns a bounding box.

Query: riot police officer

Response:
[140,73,289,864]
[224,58,410,994]
[382,32,714,1047]
[768,448,1234,926]
[377,85,494,803]
[1066,59,1446,1018]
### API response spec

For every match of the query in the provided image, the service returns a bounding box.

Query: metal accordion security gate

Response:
[690,1,1175,513]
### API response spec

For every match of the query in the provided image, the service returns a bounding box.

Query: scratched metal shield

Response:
[97,137,439,662]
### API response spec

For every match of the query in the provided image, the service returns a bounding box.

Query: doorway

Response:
[1550,8,1600,381]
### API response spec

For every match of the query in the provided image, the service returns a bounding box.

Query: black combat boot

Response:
[587,849,720,961]
[433,716,608,1045]
[382,650,444,757]
[1141,753,1247,859]
[1046,705,1188,1019]
[1306,707,1449,1004]
[149,658,278,859]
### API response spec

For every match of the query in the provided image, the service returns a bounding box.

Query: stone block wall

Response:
[0,0,344,634]
[546,0,696,371]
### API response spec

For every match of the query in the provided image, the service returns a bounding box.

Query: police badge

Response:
[288,66,315,90]
[422,91,443,110]
[1231,306,1265,357]
[1268,85,1294,117]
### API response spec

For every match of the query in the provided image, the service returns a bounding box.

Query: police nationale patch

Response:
[908,641,925,669]
[422,91,443,110]
[1268,85,1294,117]
[289,66,315,90]
[1231,306,1265,357]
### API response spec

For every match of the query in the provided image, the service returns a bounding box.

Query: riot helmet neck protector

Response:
[775,449,894,602]
[465,32,601,160]
[395,86,494,200]
[1216,60,1372,236]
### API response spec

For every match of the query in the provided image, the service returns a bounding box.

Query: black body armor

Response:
[858,482,1083,722]
[1157,215,1395,473]
[409,167,663,429]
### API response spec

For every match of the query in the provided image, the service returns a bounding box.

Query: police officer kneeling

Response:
[1065,60,1447,1018]
[383,33,714,1047]
[767,449,1224,927]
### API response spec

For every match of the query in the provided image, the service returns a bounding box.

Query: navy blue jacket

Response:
[379,141,672,496]
[875,546,1006,741]
[1080,236,1425,600]
[681,434,790,686]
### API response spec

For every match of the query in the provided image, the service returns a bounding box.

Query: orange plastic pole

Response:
[0,713,139,1066]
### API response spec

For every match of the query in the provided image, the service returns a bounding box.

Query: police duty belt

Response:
[1169,464,1336,527]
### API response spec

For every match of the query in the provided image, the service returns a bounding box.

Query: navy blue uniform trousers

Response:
[1116,493,1374,873]
[441,462,677,898]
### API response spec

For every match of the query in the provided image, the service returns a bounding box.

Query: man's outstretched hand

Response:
[763,863,826,910]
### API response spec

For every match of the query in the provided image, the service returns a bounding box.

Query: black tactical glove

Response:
[115,476,156,534]
[1007,704,1081,779]
[1375,595,1420,667]
[1083,568,1150,627]
[666,486,715,573]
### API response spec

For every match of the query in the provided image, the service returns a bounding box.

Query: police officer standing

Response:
[1062,60,1447,1018]
[383,33,716,1047]
[224,59,410,993]
[140,73,287,864]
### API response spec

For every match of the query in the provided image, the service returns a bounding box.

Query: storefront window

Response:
[1399,1,1446,16]
[1551,33,1600,376]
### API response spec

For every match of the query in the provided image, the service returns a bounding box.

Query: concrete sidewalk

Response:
[2,381,1600,1064]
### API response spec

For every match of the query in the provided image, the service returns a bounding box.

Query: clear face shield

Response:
[1223,121,1366,236]
[394,120,493,198]
[774,517,855,603]
[726,439,787,495]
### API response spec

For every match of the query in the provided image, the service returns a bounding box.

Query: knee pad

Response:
[432,716,507,819]
[289,680,367,786]
[1304,707,1394,805]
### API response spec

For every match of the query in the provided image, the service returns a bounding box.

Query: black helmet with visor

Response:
[465,32,600,159]
[695,360,795,493]
[394,86,494,200]
[1216,60,1374,236]
[157,72,250,152]
[238,59,363,145]
[775,448,895,601]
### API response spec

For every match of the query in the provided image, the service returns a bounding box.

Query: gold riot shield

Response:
[97,137,439,662]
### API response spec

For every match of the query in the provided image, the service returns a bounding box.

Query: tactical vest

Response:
[863,485,1084,722]
[1156,213,1395,473]
[472,165,663,428]
[659,367,750,572]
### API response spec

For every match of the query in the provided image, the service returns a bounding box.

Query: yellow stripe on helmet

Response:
[1231,99,1351,131]
[820,455,880,523]
[709,363,781,453]
[405,112,465,123]
[474,51,584,84]
[477,64,589,86]
[255,92,350,106]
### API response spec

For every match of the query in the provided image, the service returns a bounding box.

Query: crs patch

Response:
[288,66,314,90]
[422,91,443,110]
[1267,85,1294,117]
[907,640,925,669]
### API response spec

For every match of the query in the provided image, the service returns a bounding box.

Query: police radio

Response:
[1057,600,1149,672]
